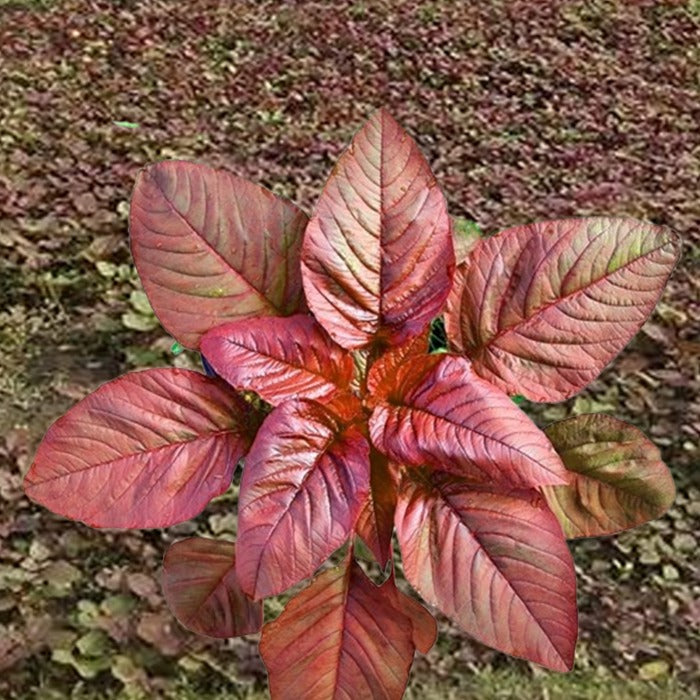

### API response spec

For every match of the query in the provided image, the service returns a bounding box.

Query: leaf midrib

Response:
[27,428,238,486]
[473,239,674,353]
[438,484,571,667]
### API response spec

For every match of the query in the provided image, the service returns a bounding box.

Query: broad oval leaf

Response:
[395,471,578,671]
[542,414,675,538]
[260,559,428,699]
[301,108,455,350]
[24,369,254,528]
[200,314,353,406]
[355,450,398,567]
[130,161,308,348]
[445,218,680,402]
[236,399,369,599]
[369,354,568,488]
[162,537,262,638]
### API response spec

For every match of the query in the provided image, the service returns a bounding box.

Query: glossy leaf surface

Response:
[301,109,454,349]
[130,161,307,348]
[445,218,680,401]
[260,559,429,699]
[395,471,577,671]
[369,354,568,488]
[201,314,353,405]
[366,328,429,396]
[384,570,437,654]
[355,450,397,567]
[542,414,675,538]
[162,537,262,638]
[24,369,253,528]
[236,399,369,599]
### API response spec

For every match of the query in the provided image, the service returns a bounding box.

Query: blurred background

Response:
[0,1,698,698]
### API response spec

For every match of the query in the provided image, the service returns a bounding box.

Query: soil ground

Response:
[0,1,698,698]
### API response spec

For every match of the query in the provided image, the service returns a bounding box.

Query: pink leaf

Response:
[395,471,578,671]
[366,327,430,396]
[369,354,568,488]
[355,450,398,567]
[260,558,426,699]
[384,570,437,654]
[24,369,253,528]
[130,161,307,348]
[162,537,262,638]
[301,109,454,349]
[236,399,369,599]
[542,414,676,538]
[445,218,680,401]
[201,314,353,405]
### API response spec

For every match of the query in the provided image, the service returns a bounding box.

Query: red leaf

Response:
[260,559,425,699]
[301,109,454,349]
[366,327,430,396]
[24,369,253,528]
[383,570,437,654]
[130,161,307,348]
[369,354,568,488]
[445,218,680,401]
[200,314,353,406]
[355,450,398,567]
[236,399,369,598]
[542,414,676,538]
[162,537,262,638]
[395,471,578,671]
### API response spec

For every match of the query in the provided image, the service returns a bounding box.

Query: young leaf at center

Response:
[201,314,354,405]
[236,398,370,599]
[369,354,568,488]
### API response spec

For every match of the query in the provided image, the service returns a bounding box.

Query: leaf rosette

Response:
[25,109,680,698]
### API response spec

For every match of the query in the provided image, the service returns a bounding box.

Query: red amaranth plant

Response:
[25,110,680,697]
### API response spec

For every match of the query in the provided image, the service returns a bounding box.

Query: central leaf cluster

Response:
[197,114,569,606]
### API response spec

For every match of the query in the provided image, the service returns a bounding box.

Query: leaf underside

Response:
[301,108,455,350]
[355,450,398,567]
[542,413,676,538]
[369,354,568,488]
[445,218,680,402]
[130,160,307,348]
[24,369,253,528]
[395,471,578,671]
[162,537,262,638]
[236,399,369,599]
[260,559,432,699]
[389,574,438,655]
[201,314,354,406]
